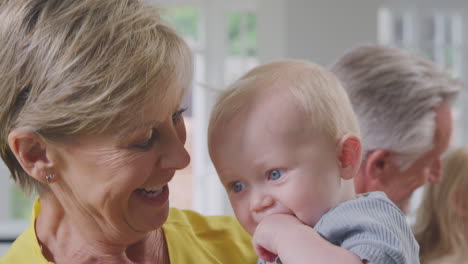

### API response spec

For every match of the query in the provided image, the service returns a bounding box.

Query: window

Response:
[420,13,463,78]
[378,7,466,223]
[191,4,259,215]
[161,6,202,210]
[151,2,260,215]
[379,7,465,147]
[225,11,258,85]
[0,169,33,222]
[379,9,414,49]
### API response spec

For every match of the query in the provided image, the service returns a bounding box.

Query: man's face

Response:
[369,104,453,211]
[209,88,344,235]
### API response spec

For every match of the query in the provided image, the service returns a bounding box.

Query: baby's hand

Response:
[253,214,366,264]
[252,214,309,262]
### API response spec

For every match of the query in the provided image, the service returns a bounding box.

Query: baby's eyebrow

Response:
[217,171,235,182]
[217,168,242,183]
[250,153,279,168]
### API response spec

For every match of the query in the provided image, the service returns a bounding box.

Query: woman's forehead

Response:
[144,79,186,112]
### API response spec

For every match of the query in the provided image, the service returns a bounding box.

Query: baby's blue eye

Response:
[268,169,283,181]
[231,181,245,193]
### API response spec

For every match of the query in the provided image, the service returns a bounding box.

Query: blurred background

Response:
[1,0,467,253]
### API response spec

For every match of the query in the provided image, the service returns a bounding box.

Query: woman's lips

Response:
[133,185,169,205]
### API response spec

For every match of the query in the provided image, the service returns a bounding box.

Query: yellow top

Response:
[1,198,256,263]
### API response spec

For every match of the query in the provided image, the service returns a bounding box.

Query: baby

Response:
[208,60,419,264]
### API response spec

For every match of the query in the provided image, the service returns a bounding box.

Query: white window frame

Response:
[193,0,260,215]
[379,5,467,146]
[378,3,467,221]
[153,0,260,215]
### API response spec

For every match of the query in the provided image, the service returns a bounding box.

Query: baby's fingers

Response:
[255,244,277,263]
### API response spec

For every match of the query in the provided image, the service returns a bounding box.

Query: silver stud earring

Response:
[45,173,54,182]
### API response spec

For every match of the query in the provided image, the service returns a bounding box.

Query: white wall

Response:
[286,0,383,66]
[259,0,384,65]
[257,0,287,63]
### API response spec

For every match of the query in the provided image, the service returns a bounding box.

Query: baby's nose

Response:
[250,194,274,215]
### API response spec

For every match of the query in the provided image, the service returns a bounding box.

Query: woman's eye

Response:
[268,169,283,181]
[134,128,158,150]
[231,181,246,193]
[172,107,187,124]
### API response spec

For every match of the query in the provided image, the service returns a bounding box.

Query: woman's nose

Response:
[159,127,191,170]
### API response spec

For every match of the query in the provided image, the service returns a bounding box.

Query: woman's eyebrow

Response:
[117,121,162,139]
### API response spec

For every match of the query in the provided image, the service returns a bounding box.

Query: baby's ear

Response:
[337,134,362,180]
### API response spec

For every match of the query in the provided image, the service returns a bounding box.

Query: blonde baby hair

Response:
[209,59,360,146]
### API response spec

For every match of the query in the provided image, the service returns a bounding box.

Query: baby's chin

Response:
[293,213,319,227]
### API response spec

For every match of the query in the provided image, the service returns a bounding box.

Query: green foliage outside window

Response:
[228,12,257,56]
[161,7,200,44]
[10,185,34,220]
[161,7,257,57]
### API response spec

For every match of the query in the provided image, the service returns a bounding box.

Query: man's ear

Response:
[8,129,54,183]
[337,134,362,180]
[363,150,396,184]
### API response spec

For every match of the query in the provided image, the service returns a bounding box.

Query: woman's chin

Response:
[128,187,171,232]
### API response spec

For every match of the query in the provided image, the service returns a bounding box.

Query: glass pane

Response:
[10,185,33,220]
[443,15,453,44]
[161,6,201,47]
[443,46,456,76]
[421,46,436,62]
[393,13,405,44]
[225,11,259,85]
[161,7,203,210]
[419,12,462,78]
[421,14,436,43]
[228,12,257,57]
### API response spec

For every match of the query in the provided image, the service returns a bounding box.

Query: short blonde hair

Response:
[413,147,468,262]
[209,60,360,145]
[0,0,192,194]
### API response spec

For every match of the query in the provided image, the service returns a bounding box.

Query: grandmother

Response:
[0,0,256,263]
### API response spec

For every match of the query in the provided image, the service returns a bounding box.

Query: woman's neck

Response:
[35,194,169,264]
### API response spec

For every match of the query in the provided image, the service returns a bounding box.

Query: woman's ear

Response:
[8,129,54,183]
[337,134,362,180]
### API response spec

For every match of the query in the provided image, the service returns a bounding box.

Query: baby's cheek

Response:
[244,221,256,236]
[233,206,255,234]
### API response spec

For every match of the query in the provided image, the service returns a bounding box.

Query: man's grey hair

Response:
[331,44,462,170]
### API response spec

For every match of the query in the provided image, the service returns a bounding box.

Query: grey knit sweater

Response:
[258,192,420,264]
